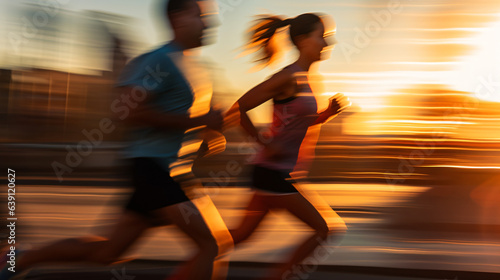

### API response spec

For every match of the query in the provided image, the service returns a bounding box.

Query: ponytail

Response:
[245,16,293,66]
[244,13,324,68]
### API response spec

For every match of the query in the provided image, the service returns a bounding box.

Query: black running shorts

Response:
[125,157,190,216]
[251,165,299,194]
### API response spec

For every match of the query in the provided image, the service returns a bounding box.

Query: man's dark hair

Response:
[162,0,196,24]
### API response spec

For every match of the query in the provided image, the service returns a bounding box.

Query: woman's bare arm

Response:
[228,69,294,145]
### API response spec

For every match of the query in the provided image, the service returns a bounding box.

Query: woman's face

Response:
[299,22,337,62]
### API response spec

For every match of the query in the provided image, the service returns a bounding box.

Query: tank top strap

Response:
[284,64,311,96]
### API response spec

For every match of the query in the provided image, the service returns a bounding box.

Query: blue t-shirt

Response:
[116,42,200,170]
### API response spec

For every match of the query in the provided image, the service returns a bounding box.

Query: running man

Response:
[0,1,232,280]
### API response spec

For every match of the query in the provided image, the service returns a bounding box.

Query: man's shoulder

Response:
[129,43,181,67]
[117,43,181,89]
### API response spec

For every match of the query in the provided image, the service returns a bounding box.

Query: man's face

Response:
[174,0,219,48]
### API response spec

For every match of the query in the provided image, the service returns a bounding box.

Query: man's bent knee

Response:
[318,221,347,241]
[199,237,220,259]
[215,231,234,257]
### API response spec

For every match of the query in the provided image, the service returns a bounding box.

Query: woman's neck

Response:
[294,56,315,72]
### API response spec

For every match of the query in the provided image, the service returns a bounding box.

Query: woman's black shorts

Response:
[251,165,299,194]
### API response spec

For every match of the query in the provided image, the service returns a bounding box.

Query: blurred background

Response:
[3,0,500,278]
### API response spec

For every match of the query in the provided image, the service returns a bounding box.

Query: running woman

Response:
[0,1,232,280]
[227,13,349,280]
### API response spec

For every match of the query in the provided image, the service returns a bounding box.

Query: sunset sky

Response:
[2,0,500,128]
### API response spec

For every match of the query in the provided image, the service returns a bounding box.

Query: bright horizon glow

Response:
[3,1,500,127]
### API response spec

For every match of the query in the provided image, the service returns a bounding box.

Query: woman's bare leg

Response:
[229,192,270,245]
[267,193,347,279]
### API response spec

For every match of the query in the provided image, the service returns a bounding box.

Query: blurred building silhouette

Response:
[0,69,11,122]
[2,3,140,143]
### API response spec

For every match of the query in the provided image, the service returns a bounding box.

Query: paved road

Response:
[10,261,500,280]
[3,177,500,279]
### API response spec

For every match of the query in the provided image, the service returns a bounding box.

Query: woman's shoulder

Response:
[269,65,297,83]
